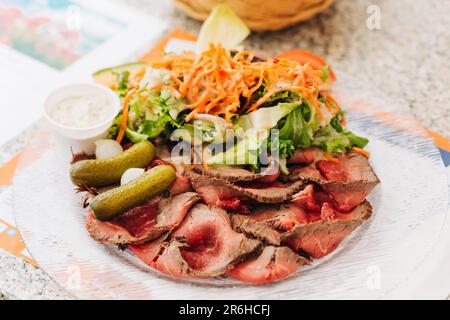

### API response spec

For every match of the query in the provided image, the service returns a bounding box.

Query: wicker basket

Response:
[173,0,335,31]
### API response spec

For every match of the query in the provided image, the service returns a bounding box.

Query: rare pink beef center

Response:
[179,223,222,271]
[114,204,158,238]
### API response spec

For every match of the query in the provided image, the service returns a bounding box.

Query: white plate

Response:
[12,91,449,299]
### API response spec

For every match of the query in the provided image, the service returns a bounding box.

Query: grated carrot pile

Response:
[149,44,339,122]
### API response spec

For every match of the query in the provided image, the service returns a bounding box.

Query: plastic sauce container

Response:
[44,83,121,155]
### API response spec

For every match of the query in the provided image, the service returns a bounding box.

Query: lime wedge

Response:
[197,4,250,53]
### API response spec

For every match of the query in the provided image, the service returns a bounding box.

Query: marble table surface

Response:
[0,0,449,299]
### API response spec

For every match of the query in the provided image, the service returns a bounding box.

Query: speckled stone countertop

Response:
[0,0,449,300]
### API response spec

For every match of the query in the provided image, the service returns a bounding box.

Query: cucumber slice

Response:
[92,62,145,89]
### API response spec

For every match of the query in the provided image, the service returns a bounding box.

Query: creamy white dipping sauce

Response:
[49,93,113,128]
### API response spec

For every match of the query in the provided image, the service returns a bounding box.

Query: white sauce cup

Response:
[44,83,121,155]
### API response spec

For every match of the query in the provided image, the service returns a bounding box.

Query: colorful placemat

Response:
[1,29,449,269]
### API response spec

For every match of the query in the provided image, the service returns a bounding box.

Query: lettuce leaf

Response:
[237,103,300,130]
[206,139,259,165]
[172,122,219,144]
[108,89,185,142]
[345,131,369,148]
[320,66,330,83]
[266,90,301,104]
[312,111,368,153]
[197,4,250,53]
[125,128,149,144]
[206,130,268,165]
[107,112,122,140]
[312,126,368,154]
[138,116,172,139]
[278,103,316,149]
[266,102,368,171]
[278,139,295,158]
[193,114,232,143]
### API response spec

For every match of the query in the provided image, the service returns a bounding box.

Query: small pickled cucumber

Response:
[70,141,155,187]
[90,165,176,221]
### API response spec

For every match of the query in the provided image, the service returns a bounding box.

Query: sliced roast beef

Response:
[129,233,169,265]
[192,157,277,182]
[234,180,307,203]
[228,246,309,284]
[86,192,200,244]
[319,180,377,213]
[289,150,379,212]
[281,201,373,259]
[290,166,322,180]
[231,204,310,245]
[188,172,250,212]
[232,194,372,259]
[169,174,192,195]
[291,184,323,211]
[151,241,192,278]
[190,172,305,205]
[148,159,193,196]
[288,147,325,165]
[152,204,262,278]
[193,165,261,181]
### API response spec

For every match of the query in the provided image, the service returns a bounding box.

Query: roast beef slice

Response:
[288,147,325,165]
[289,150,380,212]
[319,180,377,212]
[228,246,309,284]
[232,200,372,259]
[169,174,192,195]
[189,172,249,209]
[291,184,324,211]
[86,192,200,244]
[231,204,310,245]
[192,157,277,182]
[147,159,193,196]
[190,172,305,204]
[153,204,262,278]
[129,233,169,266]
[281,200,373,259]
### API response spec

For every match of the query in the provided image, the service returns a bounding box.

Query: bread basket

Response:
[173,0,335,31]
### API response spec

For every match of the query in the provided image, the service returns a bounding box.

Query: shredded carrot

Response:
[352,147,370,158]
[205,93,226,113]
[324,152,340,164]
[147,44,339,123]
[185,89,211,109]
[116,88,136,144]
[324,95,341,115]
[309,97,324,120]
[184,110,199,123]
[340,113,347,126]
[243,69,264,109]
[131,67,146,87]
[248,86,311,112]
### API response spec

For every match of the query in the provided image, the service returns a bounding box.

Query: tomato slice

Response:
[276,50,336,82]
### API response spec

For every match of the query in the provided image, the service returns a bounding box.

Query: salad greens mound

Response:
[98,45,368,174]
